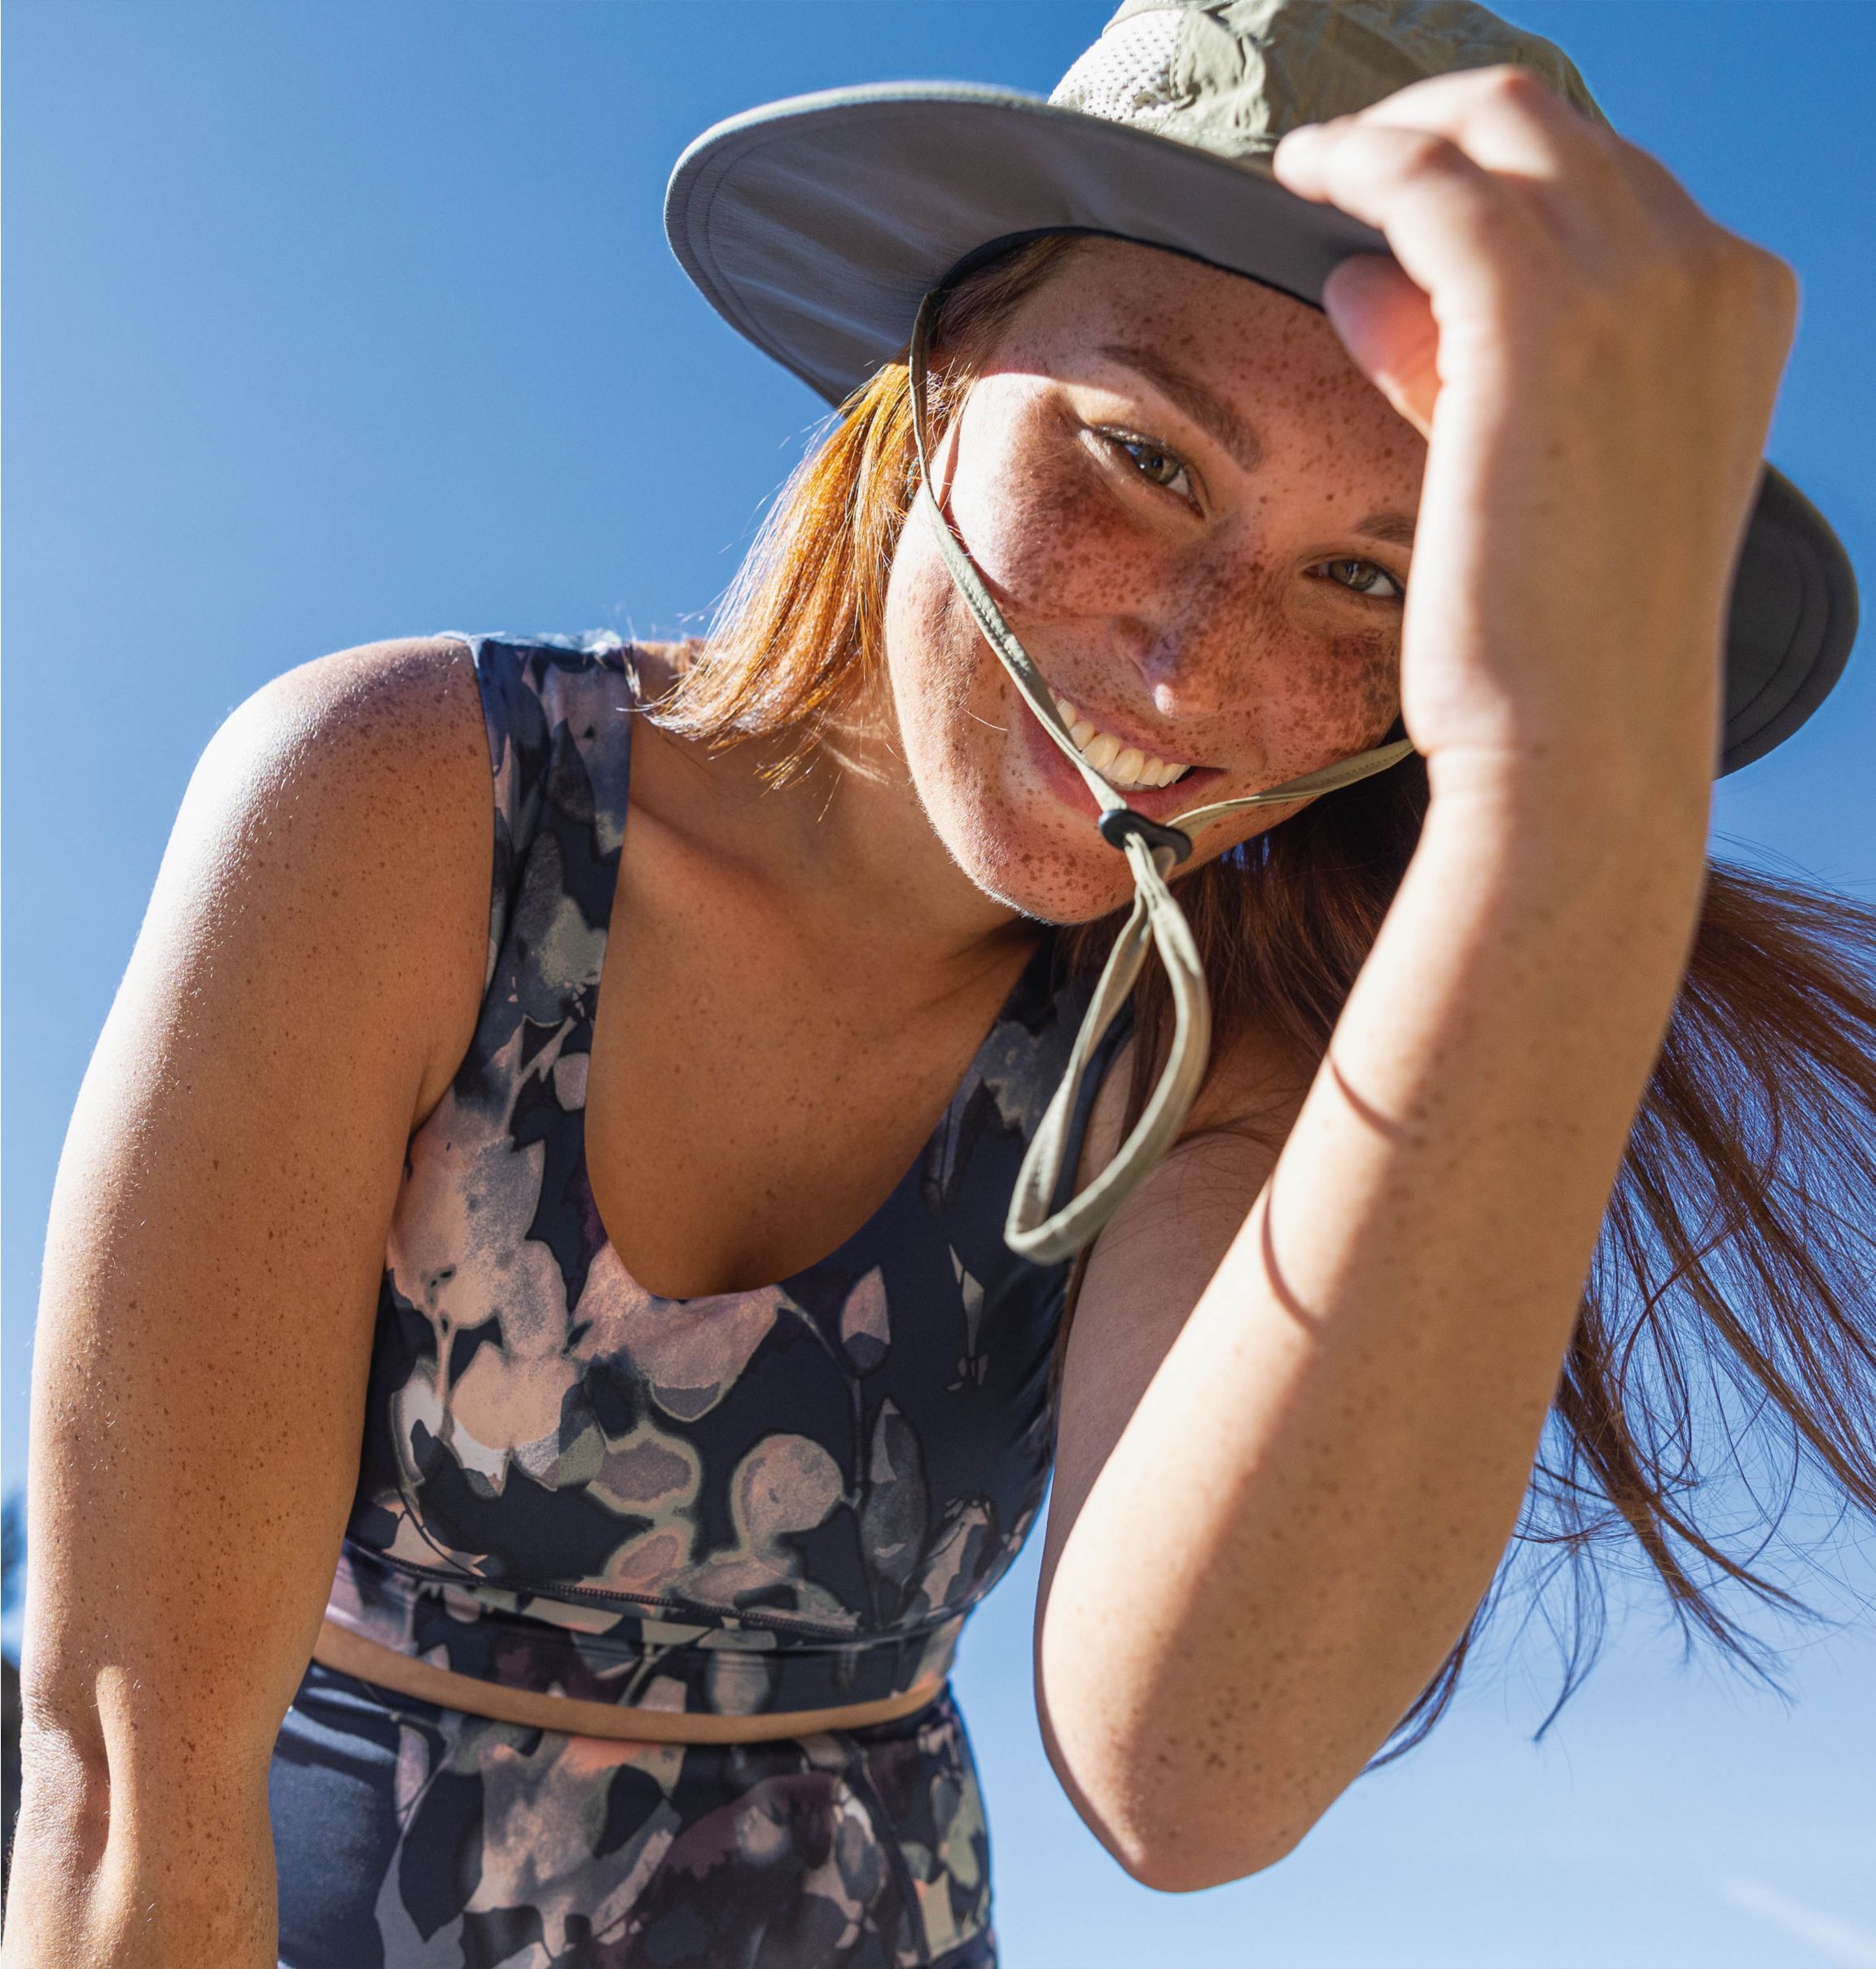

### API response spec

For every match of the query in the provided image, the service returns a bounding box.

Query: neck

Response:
[636,692,1041,1000]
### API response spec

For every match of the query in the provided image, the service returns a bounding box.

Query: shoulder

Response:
[207,633,485,814]
[628,638,699,698]
[191,634,491,962]
[172,634,493,1120]
[1069,1011,1317,1203]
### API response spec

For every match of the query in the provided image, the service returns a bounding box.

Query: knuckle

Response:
[1608,129,1685,195]
[1692,231,1790,314]
[1573,229,1799,365]
[1765,252,1801,328]
[1738,240,1799,310]
[1475,62,1553,110]
[1732,245,1801,349]
[1389,126,1466,182]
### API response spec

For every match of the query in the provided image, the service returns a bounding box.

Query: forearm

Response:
[1040,764,1711,1884]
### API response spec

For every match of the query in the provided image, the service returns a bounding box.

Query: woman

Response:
[7,1,1874,1963]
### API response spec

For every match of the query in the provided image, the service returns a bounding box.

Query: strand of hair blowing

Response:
[647,234,1876,1765]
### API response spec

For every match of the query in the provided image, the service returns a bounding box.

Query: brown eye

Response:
[1100,429,1198,506]
[1318,557,1405,602]
[1124,441,1180,485]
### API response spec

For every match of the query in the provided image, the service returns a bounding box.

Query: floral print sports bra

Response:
[322,633,1129,1721]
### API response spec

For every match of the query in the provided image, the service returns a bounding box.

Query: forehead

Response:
[991,235,1416,454]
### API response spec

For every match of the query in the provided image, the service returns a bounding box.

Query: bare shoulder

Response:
[178,633,493,1120]
[220,633,483,804]
[1069,1009,1317,1203]
[622,634,706,708]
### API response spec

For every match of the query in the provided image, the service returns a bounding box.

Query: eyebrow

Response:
[1095,340,1266,477]
[1096,340,1418,554]
[1352,509,1417,550]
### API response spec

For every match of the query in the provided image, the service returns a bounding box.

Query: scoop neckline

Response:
[573,642,1059,1305]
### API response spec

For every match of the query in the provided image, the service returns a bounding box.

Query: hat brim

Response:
[664,83,1857,776]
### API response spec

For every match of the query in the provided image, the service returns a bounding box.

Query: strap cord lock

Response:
[1097,807,1194,865]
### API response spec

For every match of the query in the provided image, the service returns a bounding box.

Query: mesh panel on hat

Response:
[1049,8,1184,123]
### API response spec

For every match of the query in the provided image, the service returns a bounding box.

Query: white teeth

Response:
[1041,689,1190,790]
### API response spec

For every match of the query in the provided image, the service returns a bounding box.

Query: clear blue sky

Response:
[6,3,1874,1963]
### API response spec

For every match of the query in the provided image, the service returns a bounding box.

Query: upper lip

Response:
[1037,676,1203,769]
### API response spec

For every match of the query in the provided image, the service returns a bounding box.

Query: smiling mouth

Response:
[1038,686,1197,794]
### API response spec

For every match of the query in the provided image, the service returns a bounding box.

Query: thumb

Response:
[1322,253,1441,441]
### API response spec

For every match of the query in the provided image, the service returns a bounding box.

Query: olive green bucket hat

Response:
[664,0,1861,1263]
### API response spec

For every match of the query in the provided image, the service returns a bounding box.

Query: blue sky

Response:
[6,3,1874,1962]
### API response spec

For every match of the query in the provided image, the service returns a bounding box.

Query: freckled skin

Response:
[878,238,1426,926]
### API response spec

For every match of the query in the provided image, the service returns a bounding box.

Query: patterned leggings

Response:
[270,1660,998,1968]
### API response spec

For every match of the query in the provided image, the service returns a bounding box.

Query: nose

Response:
[1120,546,1286,722]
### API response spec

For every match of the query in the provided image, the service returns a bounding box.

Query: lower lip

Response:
[1016,699,1223,822]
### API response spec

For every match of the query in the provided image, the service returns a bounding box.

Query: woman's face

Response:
[880,235,1427,925]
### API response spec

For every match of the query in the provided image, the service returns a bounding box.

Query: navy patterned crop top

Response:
[322,633,1129,1720]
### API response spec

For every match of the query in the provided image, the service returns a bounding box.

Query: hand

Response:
[1272,66,1799,808]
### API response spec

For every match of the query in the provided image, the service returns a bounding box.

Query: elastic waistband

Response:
[325,1541,965,1718]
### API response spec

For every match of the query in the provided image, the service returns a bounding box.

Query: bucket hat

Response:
[664,0,1861,1262]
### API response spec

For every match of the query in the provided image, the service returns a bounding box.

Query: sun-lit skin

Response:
[4,60,1814,1954]
[875,236,1427,929]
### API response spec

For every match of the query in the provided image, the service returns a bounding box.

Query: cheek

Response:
[1155,544,1402,762]
[1220,621,1399,783]
[881,529,1146,922]
[883,522,1006,788]
[1273,620,1400,752]
[947,411,1156,621]
[883,552,970,796]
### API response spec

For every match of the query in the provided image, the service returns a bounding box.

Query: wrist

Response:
[1424,740,1712,864]
[1414,757,1712,945]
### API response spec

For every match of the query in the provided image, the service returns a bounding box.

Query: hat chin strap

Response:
[907,291,1416,1265]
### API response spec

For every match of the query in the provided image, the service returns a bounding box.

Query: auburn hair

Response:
[647,235,1876,1764]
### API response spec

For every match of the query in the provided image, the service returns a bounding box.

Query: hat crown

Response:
[1049,0,1608,164]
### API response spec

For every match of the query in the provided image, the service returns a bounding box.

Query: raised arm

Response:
[2,638,490,1967]
[1032,67,1799,1892]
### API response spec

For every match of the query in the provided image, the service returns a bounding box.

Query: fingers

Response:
[1343,63,1606,177]
[1271,59,1797,465]
[1272,62,1735,319]
[1275,113,1552,318]
[1321,255,1441,439]
[1375,68,1653,264]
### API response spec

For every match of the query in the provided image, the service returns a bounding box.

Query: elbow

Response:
[1040,1729,1314,1894]
[1111,1822,1308,1897]
[5,1704,116,1945]
[12,1686,115,1872]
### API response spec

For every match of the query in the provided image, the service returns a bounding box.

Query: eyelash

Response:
[1095,427,1407,604]
[1316,557,1406,603]
[1098,428,1199,506]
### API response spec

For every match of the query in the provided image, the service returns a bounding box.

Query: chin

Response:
[923,759,1151,927]
[964,846,1135,927]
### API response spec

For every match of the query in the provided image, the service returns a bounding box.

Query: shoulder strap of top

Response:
[436,630,638,994]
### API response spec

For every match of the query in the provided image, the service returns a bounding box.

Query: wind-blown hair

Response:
[646,235,1876,1763]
